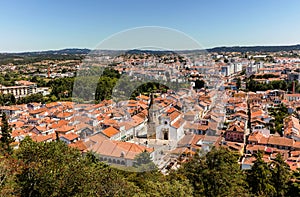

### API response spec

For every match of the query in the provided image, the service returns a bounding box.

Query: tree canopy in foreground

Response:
[0,138,299,197]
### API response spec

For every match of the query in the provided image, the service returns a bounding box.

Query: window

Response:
[164,131,168,140]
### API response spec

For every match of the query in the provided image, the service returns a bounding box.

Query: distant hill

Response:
[207,44,300,53]
[123,49,177,55]
[0,49,91,65]
[122,45,300,54]
[2,44,300,56]
[6,48,91,56]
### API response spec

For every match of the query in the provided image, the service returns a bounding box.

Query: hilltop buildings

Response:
[0,80,37,98]
[3,50,300,171]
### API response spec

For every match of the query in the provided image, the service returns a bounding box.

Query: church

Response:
[146,93,186,147]
[155,107,185,144]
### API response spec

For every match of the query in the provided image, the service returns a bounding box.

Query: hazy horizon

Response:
[2,43,300,54]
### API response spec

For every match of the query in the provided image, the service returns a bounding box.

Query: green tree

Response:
[102,68,121,79]
[50,95,58,102]
[180,147,248,197]
[15,137,88,196]
[0,155,19,196]
[287,169,300,196]
[9,94,16,105]
[194,79,205,89]
[15,137,138,197]
[0,113,14,155]
[202,147,248,197]
[246,78,287,92]
[240,69,246,75]
[81,164,139,197]
[133,150,157,172]
[270,154,291,197]
[269,104,289,135]
[247,152,276,196]
[141,179,193,197]
[236,77,241,89]
[48,77,74,100]
[178,152,206,195]
[0,93,16,105]
[95,76,117,101]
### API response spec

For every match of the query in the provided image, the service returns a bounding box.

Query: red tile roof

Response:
[102,126,120,138]
[61,132,79,141]
[69,140,87,151]
[88,140,153,160]
[56,125,74,133]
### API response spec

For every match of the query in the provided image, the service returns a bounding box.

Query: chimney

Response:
[292,81,296,94]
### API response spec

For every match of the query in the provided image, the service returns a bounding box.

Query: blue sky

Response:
[1,0,300,52]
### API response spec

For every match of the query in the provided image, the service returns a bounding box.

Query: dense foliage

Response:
[177,148,248,197]
[0,138,299,196]
[194,79,205,89]
[254,74,280,79]
[268,104,289,135]
[246,77,300,93]
[0,52,86,65]
[0,93,16,106]
[246,79,287,92]
[0,113,14,155]
[1,66,190,105]
[0,138,193,196]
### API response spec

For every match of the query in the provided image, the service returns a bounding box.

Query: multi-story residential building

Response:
[225,121,245,143]
[0,80,37,98]
[246,63,258,76]
[234,63,243,73]
[221,64,234,76]
[285,94,300,102]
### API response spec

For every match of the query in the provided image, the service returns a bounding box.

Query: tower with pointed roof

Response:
[147,93,158,138]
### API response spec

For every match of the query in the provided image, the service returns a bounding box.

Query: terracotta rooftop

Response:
[60,132,79,141]
[88,140,153,160]
[69,140,87,152]
[268,136,294,147]
[102,126,120,138]
[56,125,74,133]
